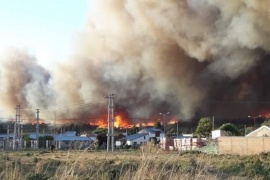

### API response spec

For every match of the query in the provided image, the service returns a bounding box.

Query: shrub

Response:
[26,173,48,180]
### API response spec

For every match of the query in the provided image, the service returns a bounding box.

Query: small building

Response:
[29,133,53,140]
[29,131,91,149]
[0,133,14,150]
[212,129,228,139]
[126,133,149,146]
[53,131,91,149]
[245,125,270,137]
[137,128,164,141]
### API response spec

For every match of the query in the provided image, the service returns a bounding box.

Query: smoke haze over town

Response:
[1,0,270,125]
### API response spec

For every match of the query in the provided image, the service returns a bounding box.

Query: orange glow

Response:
[168,120,178,124]
[87,112,175,128]
[31,120,45,125]
[168,116,179,124]
[135,122,155,127]
[88,115,130,128]
[89,119,107,127]
[263,113,270,119]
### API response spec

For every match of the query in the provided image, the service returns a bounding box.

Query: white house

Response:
[245,125,270,137]
[126,133,149,146]
[212,129,228,139]
[137,128,164,141]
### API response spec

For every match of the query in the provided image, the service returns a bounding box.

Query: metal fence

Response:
[0,139,93,151]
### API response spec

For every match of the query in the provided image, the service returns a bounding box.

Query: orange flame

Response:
[114,115,122,128]
[89,115,130,128]
[88,113,175,128]
[89,119,107,127]
[135,122,155,127]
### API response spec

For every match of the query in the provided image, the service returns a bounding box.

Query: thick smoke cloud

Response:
[2,0,270,122]
[0,50,54,118]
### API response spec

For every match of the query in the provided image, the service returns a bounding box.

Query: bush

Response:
[27,173,48,180]
[33,157,38,163]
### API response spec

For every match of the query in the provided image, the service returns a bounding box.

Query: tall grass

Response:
[0,144,268,180]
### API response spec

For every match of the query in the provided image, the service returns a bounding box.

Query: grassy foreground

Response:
[0,145,270,180]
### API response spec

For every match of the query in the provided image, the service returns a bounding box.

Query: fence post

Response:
[263,138,265,153]
[230,137,232,154]
[246,138,248,155]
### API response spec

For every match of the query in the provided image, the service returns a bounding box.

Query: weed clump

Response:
[26,173,48,180]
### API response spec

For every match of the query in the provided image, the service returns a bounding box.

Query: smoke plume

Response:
[2,0,270,122]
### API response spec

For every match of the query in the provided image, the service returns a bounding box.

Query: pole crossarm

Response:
[248,115,262,127]
[159,112,169,136]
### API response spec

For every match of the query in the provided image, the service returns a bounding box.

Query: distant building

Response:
[212,129,228,139]
[245,125,270,137]
[126,133,149,146]
[121,128,164,146]
[29,131,92,149]
[137,128,164,141]
[29,133,53,140]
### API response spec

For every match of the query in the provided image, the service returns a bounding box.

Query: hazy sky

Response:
[0,0,88,67]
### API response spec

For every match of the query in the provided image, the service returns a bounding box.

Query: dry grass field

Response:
[0,144,269,180]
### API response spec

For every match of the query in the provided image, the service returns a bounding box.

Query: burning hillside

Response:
[89,115,132,128]
[88,109,160,128]
[1,1,270,123]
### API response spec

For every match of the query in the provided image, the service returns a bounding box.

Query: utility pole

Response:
[106,94,115,152]
[21,124,23,149]
[6,125,9,150]
[13,105,21,150]
[212,116,215,131]
[54,110,56,134]
[176,121,179,137]
[159,112,169,137]
[36,109,40,149]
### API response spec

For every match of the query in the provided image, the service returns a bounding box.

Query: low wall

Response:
[218,137,270,155]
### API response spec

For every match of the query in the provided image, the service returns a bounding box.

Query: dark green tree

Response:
[165,128,174,137]
[96,133,107,147]
[129,125,139,135]
[154,122,163,130]
[195,117,212,137]
[219,123,240,136]
[23,134,32,141]
[261,119,270,127]
[93,127,107,135]
[39,135,54,141]
[69,123,74,131]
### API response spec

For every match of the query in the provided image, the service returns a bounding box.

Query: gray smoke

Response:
[0,50,55,118]
[2,0,270,122]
